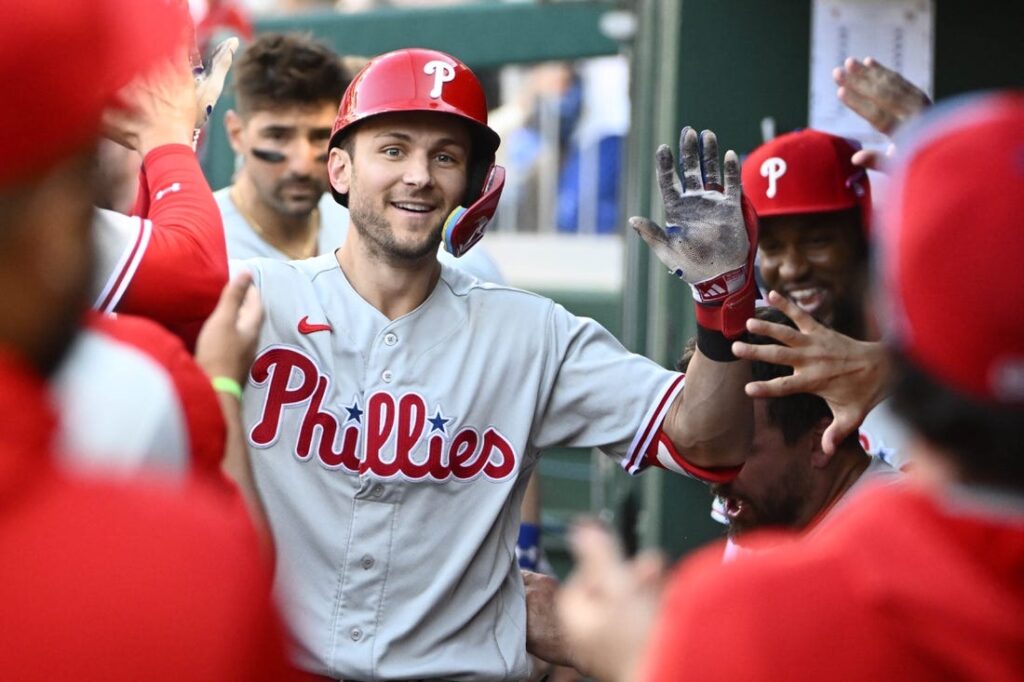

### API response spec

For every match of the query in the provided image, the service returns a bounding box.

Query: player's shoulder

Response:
[212,185,232,207]
[84,311,186,361]
[439,261,553,308]
[231,252,338,286]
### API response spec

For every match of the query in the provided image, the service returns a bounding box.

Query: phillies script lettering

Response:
[249,347,516,482]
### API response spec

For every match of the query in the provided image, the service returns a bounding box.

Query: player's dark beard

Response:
[829,293,866,340]
[270,174,326,217]
[713,461,810,538]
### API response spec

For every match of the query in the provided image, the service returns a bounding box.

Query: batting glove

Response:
[631,127,758,342]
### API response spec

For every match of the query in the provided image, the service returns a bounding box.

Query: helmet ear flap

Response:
[443,164,505,257]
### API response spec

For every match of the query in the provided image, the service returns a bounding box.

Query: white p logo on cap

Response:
[760,157,787,198]
[424,60,456,99]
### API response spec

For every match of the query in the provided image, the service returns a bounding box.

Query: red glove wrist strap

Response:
[693,196,759,339]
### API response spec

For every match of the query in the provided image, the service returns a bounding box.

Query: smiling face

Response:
[227,102,337,218]
[757,208,867,332]
[328,111,471,263]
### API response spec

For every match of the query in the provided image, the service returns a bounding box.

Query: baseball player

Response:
[681,306,900,560]
[0,0,294,678]
[559,91,1024,682]
[53,17,249,486]
[234,47,758,680]
[93,24,238,347]
[690,129,909,536]
[735,129,908,463]
[732,60,935,461]
[217,32,506,284]
[218,33,351,261]
[217,33,541,573]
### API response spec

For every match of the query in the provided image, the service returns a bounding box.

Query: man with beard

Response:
[744,129,871,337]
[737,127,919,464]
[217,33,352,260]
[678,306,899,557]
[232,48,760,680]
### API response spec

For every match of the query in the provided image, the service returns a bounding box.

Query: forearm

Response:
[216,391,274,558]
[662,349,753,469]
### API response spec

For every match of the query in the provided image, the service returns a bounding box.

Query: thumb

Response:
[211,271,254,321]
[631,216,685,276]
[630,216,668,249]
[236,281,264,335]
[821,413,857,456]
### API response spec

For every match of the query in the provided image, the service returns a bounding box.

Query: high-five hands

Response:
[631,127,757,339]
[194,37,240,129]
[732,291,890,455]
[833,57,931,171]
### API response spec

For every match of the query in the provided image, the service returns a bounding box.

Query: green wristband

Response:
[211,376,243,401]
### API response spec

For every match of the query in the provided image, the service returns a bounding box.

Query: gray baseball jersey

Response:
[234,253,683,680]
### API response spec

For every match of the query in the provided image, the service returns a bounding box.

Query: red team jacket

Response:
[95,143,228,349]
[642,482,1024,680]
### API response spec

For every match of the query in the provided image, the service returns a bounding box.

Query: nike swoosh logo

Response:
[298,316,332,334]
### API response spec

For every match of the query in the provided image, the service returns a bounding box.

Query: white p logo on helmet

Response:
[424,60,456,99]
[760,157,788,198]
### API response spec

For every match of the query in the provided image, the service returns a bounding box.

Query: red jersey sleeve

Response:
[113,143,228,347]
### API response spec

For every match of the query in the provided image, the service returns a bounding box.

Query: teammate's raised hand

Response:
[833,57,931,171]
[102,44,198,154]
[557,520,666,682]
[194,37,240,129]
[732,291,890,454]
[632,127,748,290]
[631,127,756,338]
[195,272,264,386]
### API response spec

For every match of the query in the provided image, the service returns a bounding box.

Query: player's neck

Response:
[801,448,870,530]
[230,178,319,259]
[336,232,441,320]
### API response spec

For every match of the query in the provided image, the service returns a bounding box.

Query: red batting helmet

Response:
[742,129,871,234]
[328,48,505,257]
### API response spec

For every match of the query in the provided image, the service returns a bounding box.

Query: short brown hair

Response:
[233,33,350,115]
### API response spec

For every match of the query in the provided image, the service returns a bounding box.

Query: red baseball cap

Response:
[742,129,871,229]
[0,0,189,186]
[879,92,1024,403]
